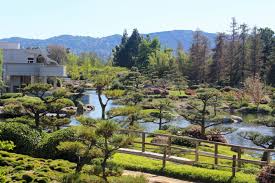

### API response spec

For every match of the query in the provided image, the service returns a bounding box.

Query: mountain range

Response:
[0,30,216,60]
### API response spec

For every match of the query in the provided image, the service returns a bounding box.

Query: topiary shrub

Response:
[0,122,42,155]
[257,165,275,183]
[36,127,76,159]
[0,93,23,99]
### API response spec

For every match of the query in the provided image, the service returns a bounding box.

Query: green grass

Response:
[112,153,257,183]
[130,137,261,173]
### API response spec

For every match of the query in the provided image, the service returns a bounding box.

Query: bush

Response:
[112,153,256,183]
[0,93,23,99]
[241,104,272,114]
[5,116,35,126]
[36,127,76,159]
[0,122,42,155]
[258,105,273,114]
[257,165,275,183]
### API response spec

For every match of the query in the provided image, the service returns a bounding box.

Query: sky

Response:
[0,0,274,39]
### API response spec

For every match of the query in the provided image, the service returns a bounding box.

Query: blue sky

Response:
[1,0,274,39]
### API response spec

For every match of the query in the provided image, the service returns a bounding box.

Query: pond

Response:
[71,90,275,149]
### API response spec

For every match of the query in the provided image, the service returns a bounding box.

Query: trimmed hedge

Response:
[0,122,42,155]
[112,153,256,183]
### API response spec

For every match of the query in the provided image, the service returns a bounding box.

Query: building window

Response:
[27,57,34,63]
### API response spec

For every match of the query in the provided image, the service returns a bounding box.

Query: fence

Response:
[118,129,275,177]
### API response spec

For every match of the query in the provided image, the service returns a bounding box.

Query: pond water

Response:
[71,90,275,149]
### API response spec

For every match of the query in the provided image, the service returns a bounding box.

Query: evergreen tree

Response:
[249,26,263,77]
[208,33,227,84]
[239,23,249,83]
[227,17,241,86]
[189,30,210,84]
[259,28,274,81]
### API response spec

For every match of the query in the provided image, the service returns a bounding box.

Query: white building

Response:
[1,42,66,92]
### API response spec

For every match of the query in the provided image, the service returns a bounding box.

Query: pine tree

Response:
[189,30,210,84]
[208,33,226,84]
[228,17,240,86]
[249,26,263,77]
[259,28,274,81]
[239,23,249,84]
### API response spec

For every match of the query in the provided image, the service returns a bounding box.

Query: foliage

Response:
[112,153,256,183]
[0,122,42,155]
[37,127,77,159]
[145,99,175,130]
[107,106,143,128]
[0,140,14,151]
[244,75,265,109]
[95,120,129,181]
[257,165,275,183]
[178,88,231,136]
[0,93,23,99]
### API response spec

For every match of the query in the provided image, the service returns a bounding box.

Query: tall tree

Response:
[259,28,274,81]
[228,17,240,86]
[189,30,210,84]
[239,23,249,83]
[208,33,227,84]
[113,29,142,68]
[249,26,263,77]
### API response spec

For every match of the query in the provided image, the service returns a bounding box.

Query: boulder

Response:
[84,104,95,111]
[223,115,243,123]
[260,96,270,104]
[151,136,169,145]
[231,115,243,122]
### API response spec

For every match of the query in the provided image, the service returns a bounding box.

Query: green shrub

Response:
[112,153,256,183]
[0,93,23,99]
[257,105,273,114]
[0,122,42,155]
[5,116,35,126]
[36,127,76,159]
[257,165,275,183]
[147,130,170,137]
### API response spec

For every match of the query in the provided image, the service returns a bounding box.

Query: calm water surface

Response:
[71,90,275,149]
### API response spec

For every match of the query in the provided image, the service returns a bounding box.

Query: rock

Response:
[84,104,95,111]
[207,134,228,144]
[223,115,243,123]
[151,136,169,145]
[231,115,243,122]
[260,96,270,104]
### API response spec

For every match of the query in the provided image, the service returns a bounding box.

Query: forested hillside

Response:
[0,30,216,59]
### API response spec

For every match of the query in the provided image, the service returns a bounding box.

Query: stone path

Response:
[123,170,194,183]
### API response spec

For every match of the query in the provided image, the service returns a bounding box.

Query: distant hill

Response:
[0,30,216,60]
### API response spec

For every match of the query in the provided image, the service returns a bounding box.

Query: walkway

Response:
[123,170,194,183]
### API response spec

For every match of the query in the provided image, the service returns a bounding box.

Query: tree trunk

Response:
[97,90,106,119]
[159,108,162,130]
[101,157,108,182]
[75,162,84,173]
[35,113,40,128]
[101,105,106,120]
[102,138,109,182]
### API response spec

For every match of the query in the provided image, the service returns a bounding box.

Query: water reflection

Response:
[71,90,274,149]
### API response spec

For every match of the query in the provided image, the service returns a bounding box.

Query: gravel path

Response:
[123,170,194,183]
